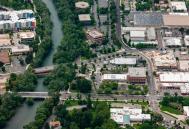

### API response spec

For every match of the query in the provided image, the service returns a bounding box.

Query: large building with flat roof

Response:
[101,74,128,81]
[18,31,35,43]
[109,57,137,65]
[170,1,187,12]
[163,15,189,27]
[134,12,163,27]
[127,67,146,84]
[0,10,36,31]
[111,107,151,125]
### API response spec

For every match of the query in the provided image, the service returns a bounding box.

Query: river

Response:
[4,0,63,128]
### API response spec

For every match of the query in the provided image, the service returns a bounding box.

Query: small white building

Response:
[170,1,187,12]
[101,74,128,81]
[184,35,189,46]
[109,57,137,65]
[164,37,182,47]
[183,106,189,118]
[130,30,145,41]
[110,107,151,125]
[75,1,89,9]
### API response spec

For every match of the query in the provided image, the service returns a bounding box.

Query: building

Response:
[184,35,189,46]
[178,60,189,71]
[86,29,104,43]
[127,67,146,84]
[18,31,35,43]
[0,10,36,31]
[170,1,187,13]
[163,37,182,47]
[110,107,151,125]
[0,76,9,93]
[147,27,156,41]
[122,27,146,35]
[130,30,145,41]
[101,74,128,81]
[149,51,177,69]
[159,72,189,83]
[0,34,11,47]
[49,121,61,129]
[109,57,137,65]
[0,50,10,65]
[134,12,163,27]
[163,15,189,27]
[75,1,89,9]
[78,14,91,24]
[183,106,189,118]
[11,44,31,55]
[180,83,189,95]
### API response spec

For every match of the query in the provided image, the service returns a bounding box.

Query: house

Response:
[86,29,104,43]
[18,31,35,43]
[78,14,91,25]
[11,44,31,55]
[49,121,61,129]
[0,50,10,65]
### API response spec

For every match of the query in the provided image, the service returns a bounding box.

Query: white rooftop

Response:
[183,106,189,116]
[109,57,137,65]
[179,60,189,71]
[159,72,189,83]
[184,35,189,46]
[164,37,182,46]
[180,83,189,94]
[110,107,151,124]
[102,74,128,81]
[170,1,187,12]
[128,67,146,77]
[130,30,145,38]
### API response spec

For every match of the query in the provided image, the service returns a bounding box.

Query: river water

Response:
[4,0,63,128]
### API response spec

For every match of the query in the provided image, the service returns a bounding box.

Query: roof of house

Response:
[78,14,91,21]
[0,51,10,64]
[75,1,89,9]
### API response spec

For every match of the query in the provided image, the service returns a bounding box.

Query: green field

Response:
[160,105,183,115]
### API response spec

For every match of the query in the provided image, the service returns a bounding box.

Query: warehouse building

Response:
[134,12,163,27]
[163,15,189,28]
[127,67,146,84]
[110,107,151,125]
[0,10,36,31]
[163,37,182,47]
[101,74,128,81]
[130,30,145,41]
[109,57,137,65]
[147,27,156,41]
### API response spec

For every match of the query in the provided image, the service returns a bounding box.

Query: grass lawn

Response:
[160,105,183,115]
[64,100,79,107]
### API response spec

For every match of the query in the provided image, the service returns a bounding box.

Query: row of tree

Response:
[7,68,37,92]
[52,0,94,64]
[0,93,23,128]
